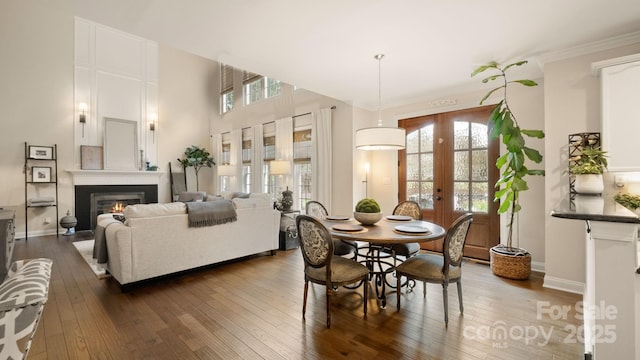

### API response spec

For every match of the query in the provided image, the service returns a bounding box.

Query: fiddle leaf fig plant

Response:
[471,60,545,251]
[177,145,215,190]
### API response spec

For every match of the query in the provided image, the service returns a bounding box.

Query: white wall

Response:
[0,1,74,237]
[158,45,216,201]
[543,43,640,292]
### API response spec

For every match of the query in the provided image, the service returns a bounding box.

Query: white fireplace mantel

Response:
[66,169,165,186]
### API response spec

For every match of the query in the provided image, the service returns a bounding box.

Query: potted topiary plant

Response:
[570,146,608,194]
[177,145,215,191]
[471,60,545,280]
[354,198,383,225]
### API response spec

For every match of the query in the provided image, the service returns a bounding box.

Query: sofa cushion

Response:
[123,203,186,219]
[177,191,206,202]
[233,196,272,209]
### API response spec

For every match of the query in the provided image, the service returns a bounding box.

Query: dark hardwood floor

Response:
[15,233,584,359]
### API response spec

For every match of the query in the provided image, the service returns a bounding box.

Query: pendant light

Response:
[355,54,406,150]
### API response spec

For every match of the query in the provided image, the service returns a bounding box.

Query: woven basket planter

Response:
[490,246,531,280]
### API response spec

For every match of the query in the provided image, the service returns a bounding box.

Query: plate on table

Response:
[326,215,350,221]
[385,215,413,221]
[394,225,431,234]
[332,224,364,232]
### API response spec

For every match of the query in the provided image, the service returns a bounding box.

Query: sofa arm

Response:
[0,258,52,311]
[0,258,52,360]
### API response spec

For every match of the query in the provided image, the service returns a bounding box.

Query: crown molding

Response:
[537,30,640,66]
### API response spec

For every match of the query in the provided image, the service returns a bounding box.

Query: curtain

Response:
[230,130,242,191]
[212,133,223,193]
[275,117,293,191]
[252,124,264,193]
[312,108,332,211]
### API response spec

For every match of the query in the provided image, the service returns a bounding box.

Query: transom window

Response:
[243,71,281,105]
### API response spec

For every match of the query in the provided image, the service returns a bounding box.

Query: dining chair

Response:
[389,200,423,258]
[296,215,369,328]
[305,200,358,257]
[395,213,473,327]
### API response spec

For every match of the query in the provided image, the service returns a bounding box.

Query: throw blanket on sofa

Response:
[186,200,237,227]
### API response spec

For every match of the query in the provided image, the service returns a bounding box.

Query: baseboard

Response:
[15,229,64,240]
[543,275,585,295]
[531,260,545,273]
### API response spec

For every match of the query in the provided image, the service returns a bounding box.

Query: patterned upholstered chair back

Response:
[443,213,473,268]
[296,215,333,268]
[393,201,422,220]
[306,201,328,219]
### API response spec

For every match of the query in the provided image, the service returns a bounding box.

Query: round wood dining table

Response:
[319,216,446,308]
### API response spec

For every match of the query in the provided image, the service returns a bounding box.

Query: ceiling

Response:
[73,0,640,110]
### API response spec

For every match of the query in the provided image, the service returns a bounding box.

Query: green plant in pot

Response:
[354,198,382,225]
[471,60,545,280]
[177,145,215,191]
[570,146,608,195]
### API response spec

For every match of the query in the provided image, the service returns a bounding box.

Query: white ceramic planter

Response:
[574,174,604,194]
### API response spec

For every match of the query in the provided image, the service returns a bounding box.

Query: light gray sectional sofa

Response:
[98,193,280,287]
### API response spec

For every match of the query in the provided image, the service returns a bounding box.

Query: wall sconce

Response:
[149,113,157,143]
[79,102,88,137]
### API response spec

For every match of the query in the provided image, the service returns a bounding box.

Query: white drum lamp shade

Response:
[355,126,406,150]
[269,160,291,175]
[355,54,406,151]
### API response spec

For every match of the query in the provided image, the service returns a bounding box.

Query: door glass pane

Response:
[454,121,469,150]
[471,150,488,181]
[407,130,419,153]
[454,182,469,211]
[420,181,434,210]
[472,123,488,148]
[472,182,489,213]
[420,154,433,180]
[420,125,434,152]
[406,154,419,181]
[454,151,469,181]
[407,181,419,203]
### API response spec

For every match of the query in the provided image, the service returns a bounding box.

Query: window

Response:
[263,135,276,196]
[220,64,234,114]
[243,71,281,105]
[293,129,312,211]
[242,137,252,193]
[220,142,231,192]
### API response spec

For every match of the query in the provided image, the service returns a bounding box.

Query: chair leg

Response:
[363,275,368,318]
[423,281,427,298]
[326,284,332,328]
[457,280,464,314]
[396,273,402,311]
[303,280,309,320]
[442,283,449,327]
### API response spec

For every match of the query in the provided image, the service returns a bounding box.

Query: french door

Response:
[398,106,499,260]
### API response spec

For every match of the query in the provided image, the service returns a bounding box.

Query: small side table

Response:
[279,209,300,250]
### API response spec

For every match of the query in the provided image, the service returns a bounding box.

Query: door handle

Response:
[434,195,442,201]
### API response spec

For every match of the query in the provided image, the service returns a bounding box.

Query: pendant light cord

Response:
[375,54,384,127]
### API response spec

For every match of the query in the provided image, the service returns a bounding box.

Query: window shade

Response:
[243,70,262,85]
[221,64,234,95]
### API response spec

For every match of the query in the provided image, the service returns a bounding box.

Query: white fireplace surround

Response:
[66,169,164,186]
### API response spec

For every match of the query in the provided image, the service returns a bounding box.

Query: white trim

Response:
[537,30,640,66]
[543,275,584,295]
[66,169,164,185]
[591,53,640,75]
[531,260,545,274]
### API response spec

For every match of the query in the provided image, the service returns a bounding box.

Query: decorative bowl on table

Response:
[353,211,382,225]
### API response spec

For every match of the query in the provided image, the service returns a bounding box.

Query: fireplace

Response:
[75,185,158,231]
